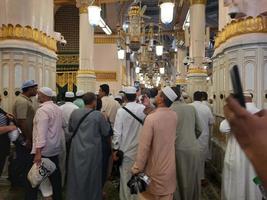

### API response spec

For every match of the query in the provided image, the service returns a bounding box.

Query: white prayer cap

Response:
[65,91,74,98]
[39,87,53,97]
[27,158,56,188]
[39,178,53,197]
[124,86,137,94]
[76,90,85,97]
[115,95,122,100]
[182,92,189,97]
[162,86,178,102]
[243,91,253,98]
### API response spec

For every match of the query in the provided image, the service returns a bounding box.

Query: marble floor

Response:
[0,159,220,200]
[0,177,220,200]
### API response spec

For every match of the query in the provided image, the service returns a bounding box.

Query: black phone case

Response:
[230,65,246,108]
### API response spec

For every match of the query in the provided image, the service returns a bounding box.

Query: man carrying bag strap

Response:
[112,86,146,200]
[122,107,143,125]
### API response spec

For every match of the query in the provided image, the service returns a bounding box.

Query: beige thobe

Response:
[101,96,121,128]
[134,107,177,199]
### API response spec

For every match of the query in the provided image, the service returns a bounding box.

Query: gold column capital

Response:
[190,0,207,5]
[79,5,88,14]
[76,0,89,14]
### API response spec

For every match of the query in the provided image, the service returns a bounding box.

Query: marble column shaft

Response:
[76,4,96,93]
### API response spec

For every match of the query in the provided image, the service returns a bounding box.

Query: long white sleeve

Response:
[112,109,123,149]
[219,119,231,134]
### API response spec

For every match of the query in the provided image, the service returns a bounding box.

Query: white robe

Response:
[191,101,214,179]
[113,102,146,200]
[220,102,261,200]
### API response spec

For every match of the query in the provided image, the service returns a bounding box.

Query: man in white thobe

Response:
[220,92,261,200]
[191,91,214,182]
[113,86,146,200]
[59,91,78,185]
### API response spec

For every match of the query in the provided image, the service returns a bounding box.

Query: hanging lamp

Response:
[160,1,175,24]
[88,5,101,26]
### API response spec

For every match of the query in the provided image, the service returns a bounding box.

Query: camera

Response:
[59,39,67,47]
[53,32,67,47]
[228,4,240,19]
[127,173,150,194]
[183,56,193,66]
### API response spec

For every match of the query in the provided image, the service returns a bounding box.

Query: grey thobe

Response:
[66,108,110,200]
[170,101,202,200]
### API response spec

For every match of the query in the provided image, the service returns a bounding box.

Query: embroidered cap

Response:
[39,87,53,97]
[124,86,137,94]
[76,90,85,97]
[65,91,75,98]
[162,86,178,102]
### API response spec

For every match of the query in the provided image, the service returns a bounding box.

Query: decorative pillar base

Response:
[176,77,187,85]
[76,70,96,93]
[186,68,208,96]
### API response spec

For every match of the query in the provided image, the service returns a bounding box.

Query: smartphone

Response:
[230,65,246,108]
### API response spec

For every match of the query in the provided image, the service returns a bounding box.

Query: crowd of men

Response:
[0,79,265,200]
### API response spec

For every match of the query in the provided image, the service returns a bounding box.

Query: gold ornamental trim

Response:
[77,69,117,81]
[95,70,117,81]
[190,0,207,5]
[0,24,57,52]
[77,69,96,75]
[79,5,88,14]
[215,16,267,49]
[187,68,207,74]
[55,0,129,5]
[176,78,187,84]
[57,55,79,65]
[128,6,140,17]
[94,36,118,44]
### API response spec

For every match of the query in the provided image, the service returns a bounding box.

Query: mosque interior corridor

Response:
[0,0,267,199]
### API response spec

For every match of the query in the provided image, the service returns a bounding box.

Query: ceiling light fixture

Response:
[160,1,175,24]
[156,45,163,56]
[160,67,165,74]
[99,17,112,35]
[117,49,125,60]
[135,66,140,74]
[88,6,102,26]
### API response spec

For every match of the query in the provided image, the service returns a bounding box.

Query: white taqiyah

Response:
[162,86,178,102]
[27,158,56,188]
[115,95,122,100]
[39,178,53,197]
[124,86,137,94]
[39,87,53,97]
[65,91,75,98]
[76,90,85,97]
[182,91,189,97]
[243,91,252,98]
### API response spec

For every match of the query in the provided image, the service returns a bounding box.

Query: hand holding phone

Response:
[230,65,246,108]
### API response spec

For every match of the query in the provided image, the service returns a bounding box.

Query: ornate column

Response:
[187,0,207,95]
[76,0,96,92]
[175,31,187,86]
[176,47,188,86]
[0,0,57,112]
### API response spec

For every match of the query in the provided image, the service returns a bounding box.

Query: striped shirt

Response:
[0,109,7,126]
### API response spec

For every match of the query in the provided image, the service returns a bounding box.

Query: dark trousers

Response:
[0,152,8,176]
[25,155,62,200]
